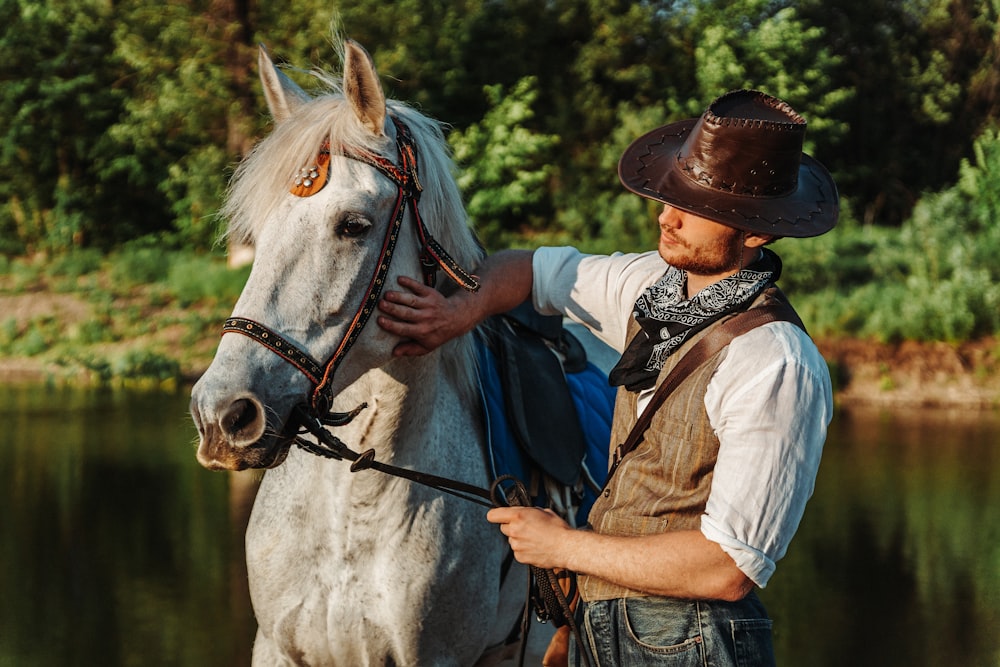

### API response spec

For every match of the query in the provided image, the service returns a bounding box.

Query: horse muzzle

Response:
[190,393,295,471]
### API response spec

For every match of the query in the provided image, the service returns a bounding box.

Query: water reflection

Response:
[1,387,998,666]
[760,407,1000,666]
[0,386,254,666]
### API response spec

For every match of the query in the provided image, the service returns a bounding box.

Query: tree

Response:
[109,0,257,251]
[3,0,999,261]
[548,0,850,250]
[688,1,849,147]
[448,77,560,249]
[795,0,1000,225]
[0,1,141,253]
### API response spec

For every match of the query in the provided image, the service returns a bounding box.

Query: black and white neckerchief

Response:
[608,248,781,392]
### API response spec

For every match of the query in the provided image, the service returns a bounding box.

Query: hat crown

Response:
[679,90,806,198]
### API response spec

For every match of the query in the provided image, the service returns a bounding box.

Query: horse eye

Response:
[337,216,371,238]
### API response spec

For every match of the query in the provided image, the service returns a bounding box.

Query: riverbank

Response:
[1,300,998,410]
[817,337,1000,410]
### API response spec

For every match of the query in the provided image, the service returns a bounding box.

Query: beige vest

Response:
[578,288,792,601]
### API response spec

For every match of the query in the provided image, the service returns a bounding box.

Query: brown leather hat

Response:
[619,89,838,238]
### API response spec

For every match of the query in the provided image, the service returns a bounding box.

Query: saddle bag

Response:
[484,301,589,489]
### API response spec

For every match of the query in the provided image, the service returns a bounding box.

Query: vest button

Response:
[603,488,610,497]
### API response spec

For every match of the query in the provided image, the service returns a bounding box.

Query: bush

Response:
[111,349,181,382]
[44,248,105,279]
[165,255,250,306]
[0,256,44,290]
[70,318,115,345]
[774,211,894,296]
[781,128,1000,341]
[109,243,174,287]
[6,316,60,357]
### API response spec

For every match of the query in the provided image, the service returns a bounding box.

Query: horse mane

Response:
[222,80,481,268]
[221,68,485,396]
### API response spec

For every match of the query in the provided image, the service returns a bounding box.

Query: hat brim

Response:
[618,119,838,238]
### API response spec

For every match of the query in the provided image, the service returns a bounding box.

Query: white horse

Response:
[190,40,534,665]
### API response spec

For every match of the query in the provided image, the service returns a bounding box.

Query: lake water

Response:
[1,385,998,666]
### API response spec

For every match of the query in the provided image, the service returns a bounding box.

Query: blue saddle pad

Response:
[475,339,615,526]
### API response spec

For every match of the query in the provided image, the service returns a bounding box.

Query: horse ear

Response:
[343,39,386,136]
[258,44,311,124]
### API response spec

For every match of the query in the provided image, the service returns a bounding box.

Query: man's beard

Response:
[660,227,745,276]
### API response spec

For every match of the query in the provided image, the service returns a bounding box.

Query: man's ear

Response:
[743,232,775,248]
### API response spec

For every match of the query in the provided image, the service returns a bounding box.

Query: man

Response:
[378,89,837,666]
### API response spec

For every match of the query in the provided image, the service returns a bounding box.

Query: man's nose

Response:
[659,205,680,228]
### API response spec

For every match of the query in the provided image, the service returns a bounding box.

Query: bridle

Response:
[221,114,480,419]
[216,114,591,666]
[219,112,509,506]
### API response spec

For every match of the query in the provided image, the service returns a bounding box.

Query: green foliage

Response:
[0,247,247,384]
[2,316,61,357]
[562,2,694,137]
[2,0,993,249]
[165,255,251,306]
[956,127,1000,234]
[774,214,892,296]
[110,349,181,383]
[3,0,1000,345]
[102,243,248,305]
[796,0,1000,225]
[0,256,44,292]
[0,0,259,255]
[782,128,1000,341]
[0,1,135,253]
[55,348,182,387]
[108,2,252,251]
[556,102,677,253]
[109,243,174,288]
[690,2,851,149]
[449,78,560,249]
[43,248,105,280]
[70,318,115,345]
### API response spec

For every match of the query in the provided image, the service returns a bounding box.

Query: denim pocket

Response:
[731,617,775,667]
[620,597,704,664]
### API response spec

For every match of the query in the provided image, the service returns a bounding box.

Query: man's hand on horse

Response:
[378,275,476,356]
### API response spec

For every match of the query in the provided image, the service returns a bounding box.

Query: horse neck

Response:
[310,351,482,504]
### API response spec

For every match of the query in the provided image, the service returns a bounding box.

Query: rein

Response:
[292,405,589,667]
[221,115,479,418]
[291,405,502,508]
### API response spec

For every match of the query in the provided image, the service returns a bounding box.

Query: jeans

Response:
[569,593,776,667]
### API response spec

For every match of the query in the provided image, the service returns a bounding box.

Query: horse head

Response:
[191,40,482,471]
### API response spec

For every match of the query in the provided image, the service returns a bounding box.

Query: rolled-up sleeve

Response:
[700,322,833,587]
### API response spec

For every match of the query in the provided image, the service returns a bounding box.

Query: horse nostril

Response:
[222,397,264,443]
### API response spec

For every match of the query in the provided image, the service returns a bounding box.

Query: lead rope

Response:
[293,408,593,667]
[494,476,594,667]
[292,405,494,507]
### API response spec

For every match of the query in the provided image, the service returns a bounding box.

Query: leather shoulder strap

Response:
[604,301,801,484]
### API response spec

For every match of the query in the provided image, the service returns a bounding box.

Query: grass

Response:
[0,247,250,387]
[3,225,1000,401]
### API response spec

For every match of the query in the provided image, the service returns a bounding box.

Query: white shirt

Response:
[531,246,832,587]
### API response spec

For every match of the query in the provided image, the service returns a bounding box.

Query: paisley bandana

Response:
[609,249,781,392]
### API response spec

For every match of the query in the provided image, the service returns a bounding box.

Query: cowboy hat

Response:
[618,89,838,238]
